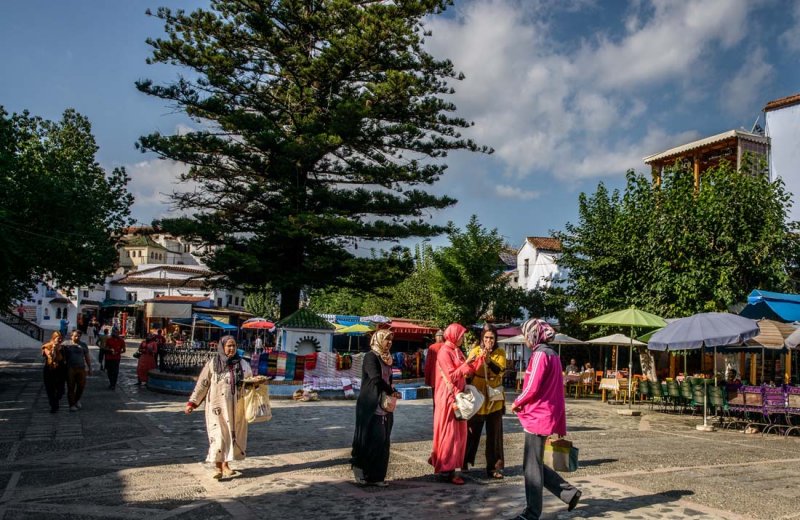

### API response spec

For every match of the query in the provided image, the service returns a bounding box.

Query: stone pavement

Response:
[1,348,800,519]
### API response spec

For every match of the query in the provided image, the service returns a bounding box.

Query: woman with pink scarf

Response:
[428,323,486,485]
[510,318,581,519]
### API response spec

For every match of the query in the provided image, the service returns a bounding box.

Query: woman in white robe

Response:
[185,335,252,479]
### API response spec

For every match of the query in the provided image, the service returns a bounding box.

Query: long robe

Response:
[429,343,483,473]
[136,339,158,383]
[351,351,395,482]
[189,358,253,463]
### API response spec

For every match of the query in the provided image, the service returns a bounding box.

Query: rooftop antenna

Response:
[751,115,763,135]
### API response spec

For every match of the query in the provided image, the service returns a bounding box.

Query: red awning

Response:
[497,326,521,337]
[389,320,438,336]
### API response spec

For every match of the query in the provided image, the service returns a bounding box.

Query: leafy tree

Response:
[244,284,280,319]
[555,160,799,322]
[137,0,489,318]
[432,215,528,325]
[0,108,132,308]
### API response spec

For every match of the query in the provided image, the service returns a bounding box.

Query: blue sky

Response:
[2,0,799,250]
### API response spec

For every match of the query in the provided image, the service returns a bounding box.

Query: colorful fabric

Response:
[293,356,305,382]
[342,377,355,398]
[266,353,279,378]
[274,351,288,380]
[258,352,270,376]
[250,352,261,374]
[304,353,318,370]
[283,353,297,381]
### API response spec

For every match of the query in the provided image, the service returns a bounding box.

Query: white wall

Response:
[0,321,42,349]
[517,242,565,291]
[766,104,800,220]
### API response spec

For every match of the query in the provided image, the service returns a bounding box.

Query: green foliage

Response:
[555,160,799,323]
[431,215,529,325]
[244,284,280,319]
[0,107,132,307]
[137,0,489,318]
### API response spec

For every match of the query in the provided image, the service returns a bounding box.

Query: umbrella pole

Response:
[628,328,633,409]
[713,346,717,387]
[761,347,765,384]
[190,314,196,347]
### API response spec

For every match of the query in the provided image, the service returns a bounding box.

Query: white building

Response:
[516,237,566,291]
[764,93,800,221]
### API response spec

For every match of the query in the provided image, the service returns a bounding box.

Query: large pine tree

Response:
[137,0,488,317]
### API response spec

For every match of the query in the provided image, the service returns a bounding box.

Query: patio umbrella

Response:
[337,323,375,351]
[242,318,275,329]
[740,319,796,384]
[362,314,391,323]
[583,308,666,409]
[648,312,759,431]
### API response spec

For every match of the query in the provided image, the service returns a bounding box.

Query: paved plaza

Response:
[1,348,799,519]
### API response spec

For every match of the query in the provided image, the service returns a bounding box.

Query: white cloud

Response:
[780,2,800,53]
[495,184,541,200]
[124,158,194,224]
[721,47,775,118]
[424,0,759,185]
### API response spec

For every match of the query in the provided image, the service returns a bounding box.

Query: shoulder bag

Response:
[484,359,505,402]
[380,392,397,413]
[438,362,484,421]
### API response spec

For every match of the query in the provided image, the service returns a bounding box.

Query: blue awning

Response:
[172,313,237,331]
[740,300,800,323]
[747,289,800,305]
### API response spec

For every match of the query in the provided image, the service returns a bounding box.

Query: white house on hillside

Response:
[765,93,800,221]
[517,237,566,291]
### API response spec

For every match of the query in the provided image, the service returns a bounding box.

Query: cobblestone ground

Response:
[1,347,800,519]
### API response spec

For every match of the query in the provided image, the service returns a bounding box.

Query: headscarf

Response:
[521,318,555,350]
[443,323,467,349]
[370,329,394,366]
[214,335,244,391]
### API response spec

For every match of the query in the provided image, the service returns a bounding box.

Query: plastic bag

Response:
[544,437,579,472]
[244,383,272,424]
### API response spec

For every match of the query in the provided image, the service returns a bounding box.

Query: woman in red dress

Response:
[428,323,486,484]
[136,333,159,385]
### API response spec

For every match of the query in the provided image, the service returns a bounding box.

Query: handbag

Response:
[380,392,397,413]
[438,362,484,421]
[133,351,141,359]
[544,437,579,472]
[484,361,504,402]
[244,380,272,423]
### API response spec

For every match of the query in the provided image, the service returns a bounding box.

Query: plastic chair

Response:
[680,381,693,414]
[649,380,665,411]
[666,381,682,412]
[638,379,650,404]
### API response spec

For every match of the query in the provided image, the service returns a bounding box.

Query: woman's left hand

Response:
[392,391,401,398]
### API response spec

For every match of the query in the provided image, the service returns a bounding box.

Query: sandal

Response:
[212,471,223,480]
[222,468,239,478]
[490,470,504,479]
[450,475,465,485]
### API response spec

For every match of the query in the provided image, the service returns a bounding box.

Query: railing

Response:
[158,347,216,376]
[0,311,46,343]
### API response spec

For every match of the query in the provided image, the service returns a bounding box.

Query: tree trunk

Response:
[279,286,301,320]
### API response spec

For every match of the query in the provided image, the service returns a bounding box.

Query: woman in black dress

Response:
[351,329,400,487]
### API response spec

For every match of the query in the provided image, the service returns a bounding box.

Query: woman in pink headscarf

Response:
[428,323,487,485]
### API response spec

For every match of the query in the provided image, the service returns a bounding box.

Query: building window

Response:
[105,291,110,299]
[154,292,164,298]
[127,292,138,302]
[524,259,529,278]
[82,290,89,298]
[217,298,222,307]
[234,297,239,306]
[227,295,232,306]
[56,308,61,319]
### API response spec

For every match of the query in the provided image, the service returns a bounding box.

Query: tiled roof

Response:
[112,277,208,288]
[526,237,562,252]
[276,308,335,330]
[122,235,167,250]
[499,249,517,267]
[149,296,210,303]
[764,93,800,112]
[131,265,211,277]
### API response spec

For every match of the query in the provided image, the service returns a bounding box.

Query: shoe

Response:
[567,490,582,512]
[489,470,504,479]
[354,477,367,486]
[222,468,239,479]
[212,471,223,480]
[76,402,82,409]
[69,406,78,412]
[372,481,388,487]
[450,475,465,485]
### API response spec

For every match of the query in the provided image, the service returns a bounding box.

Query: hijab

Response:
[443,323,467,349]
[521,318,555,350]
[370,329,394,366]
[214,335,244,391]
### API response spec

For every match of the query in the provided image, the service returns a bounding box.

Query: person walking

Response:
[41,331,64,413]
[185,335,252,479]
[63,330,92,412]
[510,319,581,520]
[464,323,507,479]
[351,330,400,487]
[87,316,99,347]
[136,334,159,385]
[103,328,126,390]
[429,323,486,485]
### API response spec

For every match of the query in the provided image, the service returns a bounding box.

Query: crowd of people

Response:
[42,318,581,519]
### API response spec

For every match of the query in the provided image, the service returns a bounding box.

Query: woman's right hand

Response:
[184,404,194,415]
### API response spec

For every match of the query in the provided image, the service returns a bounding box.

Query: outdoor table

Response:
[599,377,629,402]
